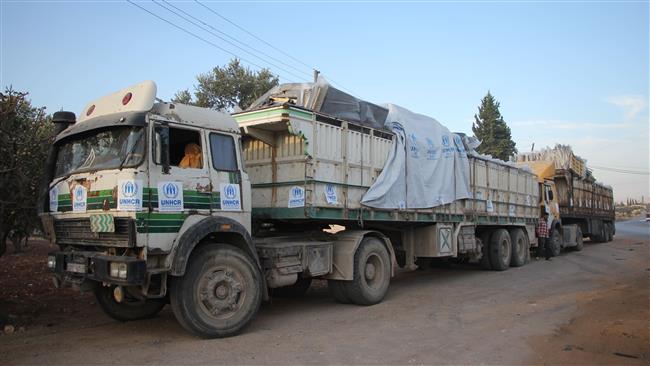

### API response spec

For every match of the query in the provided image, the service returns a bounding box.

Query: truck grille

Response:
[54,218,135,247]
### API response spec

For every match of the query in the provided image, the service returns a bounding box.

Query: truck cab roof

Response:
[58,81,239,142]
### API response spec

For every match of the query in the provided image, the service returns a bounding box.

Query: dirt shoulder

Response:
[0,239,97,334]
[527,238,650,365]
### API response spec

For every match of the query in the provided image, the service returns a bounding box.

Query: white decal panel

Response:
[49,186,59,212]
[288,186,305,208]
[117,179,143,211]
[220,183,242,211]
[72,185,86,213]
[158,181,183,212]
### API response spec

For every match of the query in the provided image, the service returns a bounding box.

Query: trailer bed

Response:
[234,105,539,227]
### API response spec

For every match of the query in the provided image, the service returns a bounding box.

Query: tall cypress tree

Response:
[472,91,517,161]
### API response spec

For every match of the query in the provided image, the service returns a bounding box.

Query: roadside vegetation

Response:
[0,88,53,256]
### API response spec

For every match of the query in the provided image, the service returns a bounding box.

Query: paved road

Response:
[616,216,650,237]
[2,231,648,365]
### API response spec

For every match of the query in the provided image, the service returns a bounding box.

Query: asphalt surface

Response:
[616,215,650,237]
[1,223,648,365]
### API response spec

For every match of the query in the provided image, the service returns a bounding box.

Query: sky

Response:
[2,0,648,201]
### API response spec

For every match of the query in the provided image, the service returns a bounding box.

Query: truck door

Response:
[206,131,250,229]
[147,121,213,249]
[544,182,560,228]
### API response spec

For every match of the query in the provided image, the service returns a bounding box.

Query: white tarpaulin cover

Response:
[361,104,472,209]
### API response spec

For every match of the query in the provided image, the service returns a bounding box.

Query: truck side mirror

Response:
[154,125,170,174]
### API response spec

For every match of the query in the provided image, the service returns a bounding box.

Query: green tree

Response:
[0,88,53,255]
[173,58,279,111]
[472,91,517,161]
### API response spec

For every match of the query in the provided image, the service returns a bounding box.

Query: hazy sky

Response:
[2,0,648,200]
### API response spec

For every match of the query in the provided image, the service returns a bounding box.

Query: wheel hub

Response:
[365,263,376,280]
[199,270,243,317]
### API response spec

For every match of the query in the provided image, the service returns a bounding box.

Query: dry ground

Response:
[1,221,648,365]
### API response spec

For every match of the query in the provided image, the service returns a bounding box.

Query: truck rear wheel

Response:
[605,223,613,242]
[94,285,166,322]
[479,230,493,270]
[489,229,511,271]
[591,225,605,243]
[170,244,262,338]
[573,227,584,251]
[549,228,562,257]
[343,237,391,305]
[509,228,527,267]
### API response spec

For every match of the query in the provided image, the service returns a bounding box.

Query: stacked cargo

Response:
[515,145,614,242]
[516,144,586,178]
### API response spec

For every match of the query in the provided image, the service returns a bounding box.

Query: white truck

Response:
[41,81,540,338]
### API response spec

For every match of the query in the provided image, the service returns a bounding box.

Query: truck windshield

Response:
[54,127,145,177]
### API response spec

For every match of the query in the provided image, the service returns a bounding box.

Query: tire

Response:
[271,276,312,298]
[94,285,166,322]
[341,237,391,306]
[479,230,493,270]
[573,227,584,251]
[170,244,262,338]
[549,228,562,257]
[328,280,351,304]
[489,229,512,271]
[605,223,613,242]
[592,224,606,243]
[509,228,528,267]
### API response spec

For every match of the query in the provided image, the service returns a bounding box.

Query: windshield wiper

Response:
[118,131,142,171]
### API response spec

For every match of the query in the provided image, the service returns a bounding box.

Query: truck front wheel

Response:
[343,237,391,306]
[94,285,166,322]
[489,229,512,271]
[170,244,262,338]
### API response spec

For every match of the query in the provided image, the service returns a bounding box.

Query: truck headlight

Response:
[47,255,56,269]
[110,262,128,279]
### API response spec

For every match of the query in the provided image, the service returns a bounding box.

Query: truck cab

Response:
[519,160,584,255]
[41,81,262,338]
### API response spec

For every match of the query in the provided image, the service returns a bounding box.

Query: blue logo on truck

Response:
[220,183,241,211]
[118,180,142,211]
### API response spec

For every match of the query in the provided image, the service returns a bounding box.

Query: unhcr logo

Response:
[325,184,335,196]
[220,183,241,211]
[72,185,87,212]
[162,183,179,199]
[74,186,85,202]
[118,179,142,211]
[292,186,304,199]
[122,181,137,197]
[288,186,305,208]
[442,135,450,147]
[224,184,237,199]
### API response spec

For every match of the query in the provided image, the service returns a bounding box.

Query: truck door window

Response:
[209,133,238,171]
[153,125,203,169]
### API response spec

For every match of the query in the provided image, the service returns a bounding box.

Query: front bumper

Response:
[49,250,147,286]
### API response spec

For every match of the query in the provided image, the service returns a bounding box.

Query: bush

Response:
[0,88,53,255]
